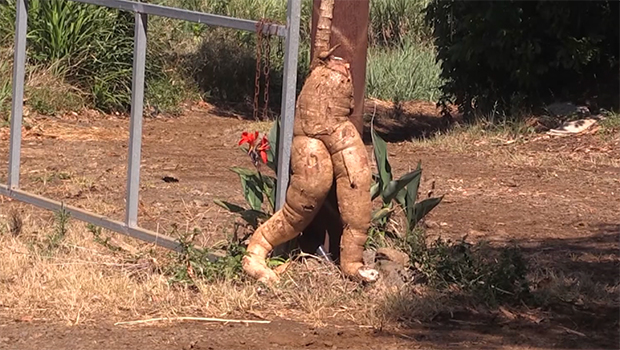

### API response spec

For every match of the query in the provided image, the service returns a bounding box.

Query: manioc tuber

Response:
[243,137,333,283]
[242,0,378,284]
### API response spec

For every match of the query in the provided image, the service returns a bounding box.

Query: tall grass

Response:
[370,0,433,46]
[0,0,440,117]
[366,40,442,102]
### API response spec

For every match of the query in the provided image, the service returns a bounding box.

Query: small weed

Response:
[0,60,11,120]
[145,75,194,117]
[32,171,72,185]
[87,223,123,252]
[27,85,85,116]
[6,209,23,237]
[166,228,246,286]
[44,206,70,253]
[599,111,620,137]
[405,229,530,306]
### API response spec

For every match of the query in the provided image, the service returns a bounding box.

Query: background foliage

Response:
[426,0,619,120]
[0,0,616,119]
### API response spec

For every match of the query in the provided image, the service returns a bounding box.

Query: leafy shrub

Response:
[426,0,620,119]
[407,230,530,305]
[369,118,443,234]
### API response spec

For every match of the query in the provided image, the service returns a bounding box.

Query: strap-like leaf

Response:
[370,116,392,191]
[370,181,381,201]
[406,161,423,231]
[372,206,393,222]
[411,196,444,228]
[382,169,422,204]
[240,175,264,211]
[266,119,280,173]
[213,199,246,213]
[230,167,257,177]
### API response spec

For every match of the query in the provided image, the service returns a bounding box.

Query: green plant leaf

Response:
[266,119,280,173]
[213,199,246,213]
[370,116,392,191]
[382,168,422,204]
[406,160,423,230]
[230,167,258,177]
[240,175,264,211]
[411,196,444,228]
[372,206,393,222]
[370,181,381,200]
[395,188,407,208]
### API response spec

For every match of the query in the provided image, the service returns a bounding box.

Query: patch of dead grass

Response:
[1,202,617,331]
[410,122,620,170]
[0,204,390,327]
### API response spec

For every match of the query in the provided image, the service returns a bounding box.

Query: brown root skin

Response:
[244,50,377,284]
[294,57,377,282]
[313,0,335,62]
[242,137,333,284]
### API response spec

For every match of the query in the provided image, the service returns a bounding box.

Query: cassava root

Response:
[242,0,378,284]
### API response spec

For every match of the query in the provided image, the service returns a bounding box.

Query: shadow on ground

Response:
[379,226,619,349]
[362,99,455,143]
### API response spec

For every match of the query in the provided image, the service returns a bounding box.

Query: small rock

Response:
[162,175,179,183]
[376,247,409,267]
[424,220,440,229]
[362,249,376,266]
[376,260,411,289]
[192,199,207,207]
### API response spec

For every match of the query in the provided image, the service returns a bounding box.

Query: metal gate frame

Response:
[0,0,301,251]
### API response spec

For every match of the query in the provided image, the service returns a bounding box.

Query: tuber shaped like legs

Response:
[243,0,378,283]
[242,137,333,284]
[294,58,379,282]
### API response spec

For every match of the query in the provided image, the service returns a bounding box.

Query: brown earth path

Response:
[0,103,618,349]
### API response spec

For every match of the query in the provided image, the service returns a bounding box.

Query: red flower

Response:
[239,131,270,165]
[239,131,259,147]
[256,135,270,164]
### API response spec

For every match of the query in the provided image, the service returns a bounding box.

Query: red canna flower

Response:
[239,131,270,165]
[256,135,270,164]
[238,131,259,147]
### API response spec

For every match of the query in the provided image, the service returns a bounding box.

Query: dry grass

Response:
[411,121,620,170]
[1,200,618,333]
[0,203,391,327]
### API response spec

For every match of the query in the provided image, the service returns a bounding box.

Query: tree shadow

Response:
[361,99,459,144]
[376,225,619,349]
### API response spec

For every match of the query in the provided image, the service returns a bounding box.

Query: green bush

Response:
[426,0,620,120]
[407,231,530,305]
[0,0,442,116]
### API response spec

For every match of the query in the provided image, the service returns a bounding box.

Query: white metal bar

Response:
[275,0,302,210]
[69,0,286,36]
[125,12,147,228]
[7,0,28,189]
[0,184,182,251]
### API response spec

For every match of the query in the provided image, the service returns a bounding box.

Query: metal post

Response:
[7,0,28,189]
[275,0,301,210]
[125,12,148,227]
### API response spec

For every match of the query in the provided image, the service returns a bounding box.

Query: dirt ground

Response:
[0,101,618,349]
